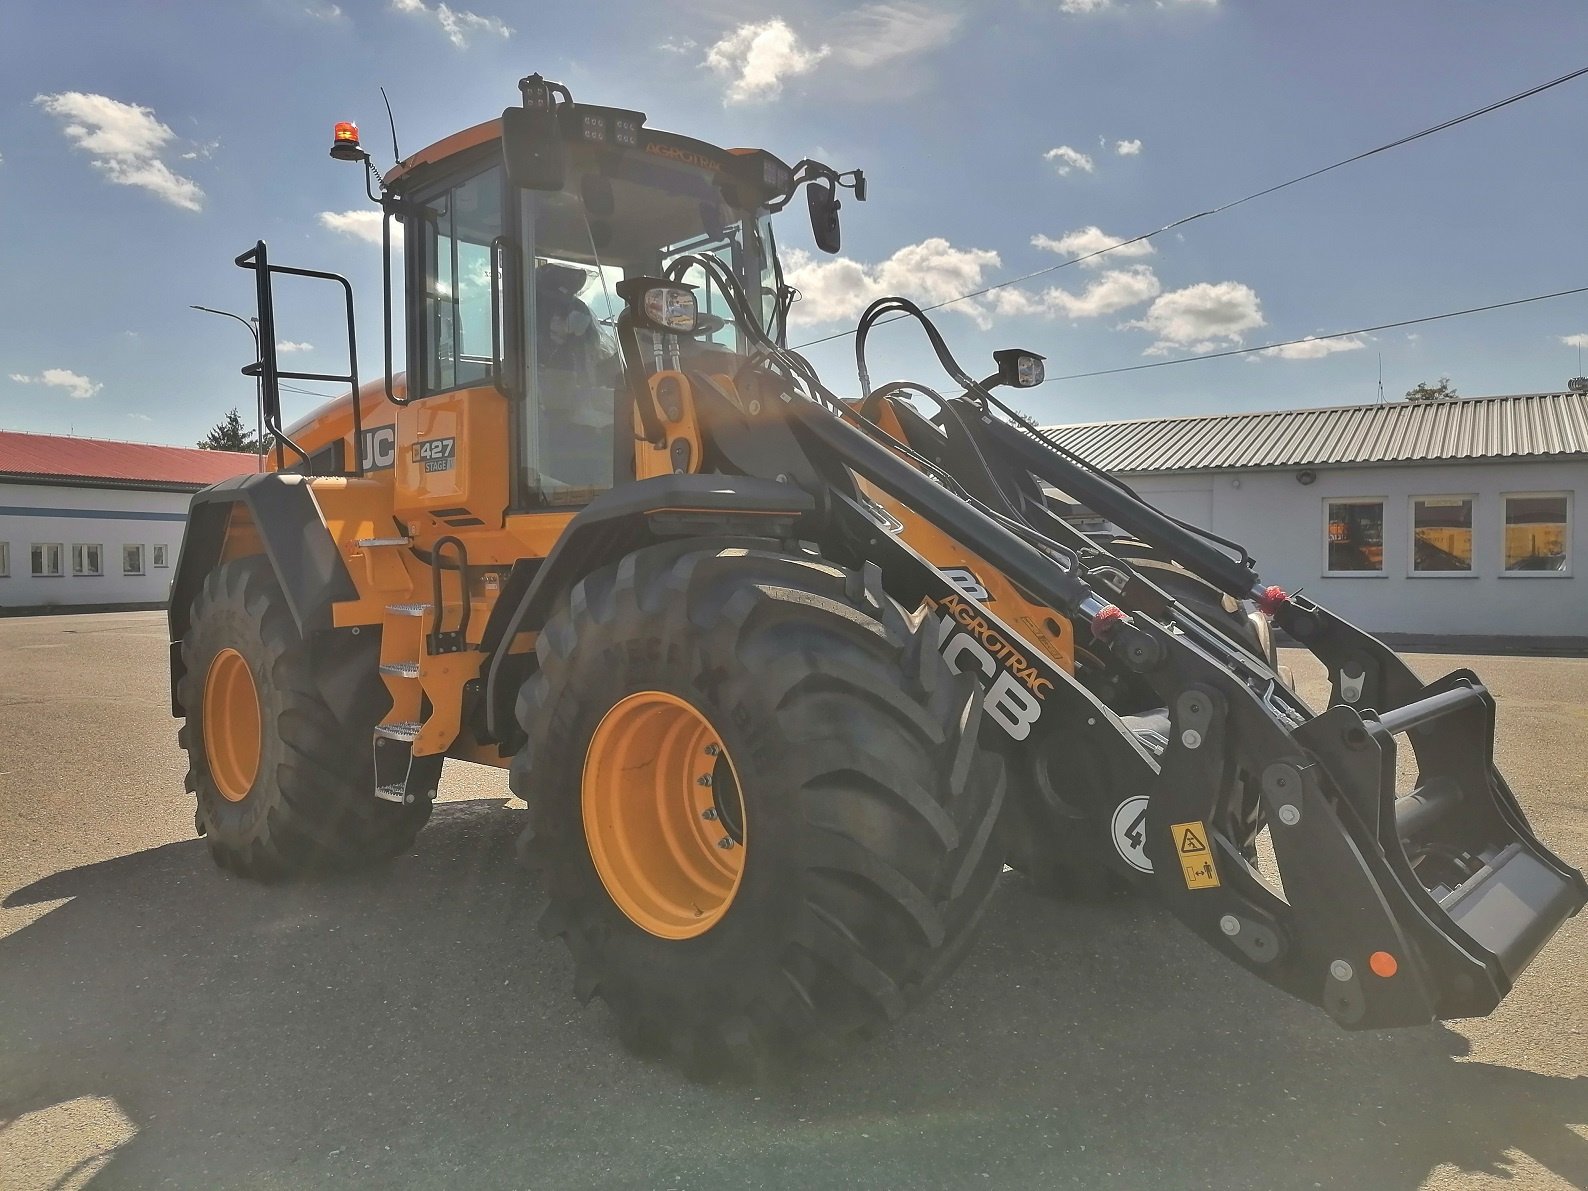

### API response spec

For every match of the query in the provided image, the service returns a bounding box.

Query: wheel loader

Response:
[169,73,1584,1074]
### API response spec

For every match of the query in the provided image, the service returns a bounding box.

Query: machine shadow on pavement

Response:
[2,799,1584,1190]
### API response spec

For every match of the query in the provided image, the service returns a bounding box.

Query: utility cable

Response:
[1038,283,1588,382]
[792,62,1588,350]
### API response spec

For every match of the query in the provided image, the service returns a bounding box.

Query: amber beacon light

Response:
[329,121,365,161]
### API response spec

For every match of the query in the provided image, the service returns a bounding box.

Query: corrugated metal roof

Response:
[0,431,260,490]
[1040,392,1588,473]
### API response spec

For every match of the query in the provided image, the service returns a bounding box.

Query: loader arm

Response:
[649,254,1584,1028]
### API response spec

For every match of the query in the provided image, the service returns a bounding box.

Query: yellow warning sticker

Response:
[1170,820,1221,890]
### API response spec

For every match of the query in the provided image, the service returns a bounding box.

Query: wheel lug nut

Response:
[698,774,713,787]
[717,836,734,850]
[704,743,720,756]
[701,807,718,820]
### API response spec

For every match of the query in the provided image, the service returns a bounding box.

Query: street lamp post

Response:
[190,304,263,461]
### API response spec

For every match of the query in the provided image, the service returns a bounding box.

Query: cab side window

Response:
[419,165,503,395]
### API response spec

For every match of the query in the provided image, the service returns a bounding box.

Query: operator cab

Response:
[380,77,852,516]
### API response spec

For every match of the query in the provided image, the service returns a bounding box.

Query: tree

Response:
[1405,376,1459,402]
[198,408,267,454]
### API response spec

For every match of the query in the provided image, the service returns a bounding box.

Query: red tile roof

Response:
[0,431,261,490]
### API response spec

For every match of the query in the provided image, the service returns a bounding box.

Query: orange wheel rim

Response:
[203,647,263,803]
[581,691,746,939]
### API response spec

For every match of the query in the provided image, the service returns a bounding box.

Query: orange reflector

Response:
[1369,950,1398,978]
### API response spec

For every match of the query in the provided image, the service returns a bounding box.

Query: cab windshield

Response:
[518,150,782,506]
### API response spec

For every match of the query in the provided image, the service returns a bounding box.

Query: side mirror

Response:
[992,349,1046,388]
[807,182,842,254]
[501,105,566,192]
[616,277,700,334]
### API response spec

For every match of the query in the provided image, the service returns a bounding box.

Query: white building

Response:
[1045,392,1588,647]
[0,432,257,613]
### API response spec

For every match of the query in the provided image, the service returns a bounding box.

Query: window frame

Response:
[1408,493,1478,577]
[1499,490,1572,578]
[408,152,508,401]
[123,543,145,576]
[72,543,104,577]
[1322,496,1389,578]
[153,543,169,568]
[0,541,8,578]
[31,542,64,578]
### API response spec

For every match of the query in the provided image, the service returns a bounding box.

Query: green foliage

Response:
[198,407,268,454]
[1404,376,1459,402]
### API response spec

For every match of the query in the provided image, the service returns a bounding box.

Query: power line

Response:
[1038,284,1588,383]
[792,62,1588,351]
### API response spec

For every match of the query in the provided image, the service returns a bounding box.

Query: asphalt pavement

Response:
[2,611,1585,1190]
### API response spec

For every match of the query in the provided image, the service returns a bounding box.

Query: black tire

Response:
[177,557,430,879]
[511,543,1004,1076]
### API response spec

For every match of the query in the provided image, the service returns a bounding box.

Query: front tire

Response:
[177,557,430,879]
[511,543,1004,1075]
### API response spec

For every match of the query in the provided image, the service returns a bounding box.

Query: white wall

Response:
[0,481,191,610]
[1119,459,1587,639]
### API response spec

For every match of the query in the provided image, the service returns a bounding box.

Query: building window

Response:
[1326,499,1385,573]
[1412,496,1474,573]
[31,543,64,577]
[1503,492,1570,574]
[153,544,169,568]
[72,544,103,577]
[0,542,8,578]
[123,544,145,576]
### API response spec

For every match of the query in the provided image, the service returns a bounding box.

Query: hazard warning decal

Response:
[1170,820,1220,890]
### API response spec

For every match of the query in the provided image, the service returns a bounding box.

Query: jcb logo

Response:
[928,593,1050,741]
[358,425,395,472]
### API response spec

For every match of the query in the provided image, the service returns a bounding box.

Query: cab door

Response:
[396,159,511,541]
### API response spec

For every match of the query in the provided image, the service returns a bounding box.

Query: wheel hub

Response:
[202,647,263,803]
[581,691,747,939]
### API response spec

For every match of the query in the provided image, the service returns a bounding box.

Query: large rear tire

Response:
[511,543,1005,1075]
[177,557,430,879]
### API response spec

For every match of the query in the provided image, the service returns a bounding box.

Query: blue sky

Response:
[2,0,1586,446]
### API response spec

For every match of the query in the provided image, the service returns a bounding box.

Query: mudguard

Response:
[168,472,358,715]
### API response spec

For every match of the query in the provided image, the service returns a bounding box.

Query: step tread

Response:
[379,661,421,678]
[386,602,432,617]
[374,783,409,804]
[375,721,422,742]
[355,537,412,547]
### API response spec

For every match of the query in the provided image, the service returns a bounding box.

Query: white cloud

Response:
[9,369,102,399]
[34,91,204,211]
[830,3,961,67]
[1115,138,1142,156]
[319,209,388,246]
[1031,225,1154,267]
[1044,145,1094,175]
[306,3,343,19]
[127,413,152,422]
[660,36,697,54]
[1561,333,1588,349]
[706,18,830,104]
[277,341,315,353]
[390,0,510,48]
[1128,281,1265,353]
[1061,0,1112,11]
[785,239,1002,328]
[994,266,1162,320]
[1258,335,1367,360]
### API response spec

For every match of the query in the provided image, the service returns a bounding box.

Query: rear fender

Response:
[168,473,359,716]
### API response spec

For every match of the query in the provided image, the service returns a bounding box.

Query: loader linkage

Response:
[768,288,1585,1030]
